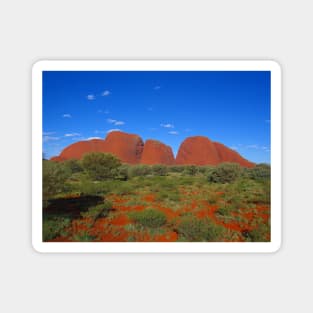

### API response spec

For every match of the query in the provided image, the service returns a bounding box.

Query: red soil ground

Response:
[50,189,270,242]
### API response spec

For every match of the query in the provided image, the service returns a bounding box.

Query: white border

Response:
[32,60,281,253]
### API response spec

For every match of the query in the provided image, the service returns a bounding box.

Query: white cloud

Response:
[107,118,117,124]
[161,123,174,128]
[102,90,111,96]
[107,118,125,126]
[64,133,80,137]
[107,129,121,133]
[114,121,125,126]
[230,146,238,150]
[154,86,161,90]
[168,131,179,135]
[43,136,60,142]
[62,114,72,118]
[87,137,101,140]
[87,94,95,100]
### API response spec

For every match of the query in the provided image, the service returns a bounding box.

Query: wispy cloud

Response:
[43,131,56,136]
[154,86,161,90]
[101,90,111,96]
[149,127,157,131]
[107,118,125,126]
[62,114,72,118]
[147,107,153,111]
[161,123,174,128]
[64,133,80,137]
[87,94,95,100]
[184,128,192,132]
[98,109,109,114]
[232,144,270,152]
[265,119,271,123]
[114,121,125,126]
[168,131,179,135]
[107,129,121,133]
[87,136,101,140]
[43,136,60,142]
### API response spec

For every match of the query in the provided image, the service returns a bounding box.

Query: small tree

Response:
[64,159,83,174]
[43,160,71,202]
[81,152,121,180]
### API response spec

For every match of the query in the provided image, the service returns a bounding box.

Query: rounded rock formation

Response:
[176,136,220,166]
[104,131,144,164]
[141,139,175,165]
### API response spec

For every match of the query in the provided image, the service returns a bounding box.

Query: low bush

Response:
[128,209,167,228]
[248,163,271,181]
[43,217,71,241]
[128,165,152,178]
[208,163,242,183]
[152,164,168,176]
[80,200,113,220]
[177,216,225,242]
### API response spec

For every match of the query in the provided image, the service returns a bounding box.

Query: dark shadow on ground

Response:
[43,195,104,219]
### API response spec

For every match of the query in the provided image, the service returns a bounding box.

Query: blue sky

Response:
[43,71,271,163]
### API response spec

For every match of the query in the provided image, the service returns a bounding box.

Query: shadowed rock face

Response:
[104,131,144,164]
[176,136,220,166]
[213,142,255,168]
[141,139,175,165]
[51,131,255,167]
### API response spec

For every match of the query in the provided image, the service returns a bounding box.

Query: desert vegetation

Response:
[42,153,271,242]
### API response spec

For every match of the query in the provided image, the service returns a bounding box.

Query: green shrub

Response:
[152,164,168,176]
[72,231,96,242]
[128,209,167,228]
[115,164,130,181]
[128,165,152,177]
[64,159,83,174]
[177,216,225,242]
[80,200,112,220]
[43,217,71,241]
[177,216,208,241]
[182,165,198,176]
[248,163,271,180]
[208,163,242,183]
[79,179,111,196]
[81,152,121,180]
[168,165,186,173]
[43,160,71,202]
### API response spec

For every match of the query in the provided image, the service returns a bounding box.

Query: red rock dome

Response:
[104,131,144,164]
[176,136,220,166]
[141,139,175,165]
[53,139,107,160]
